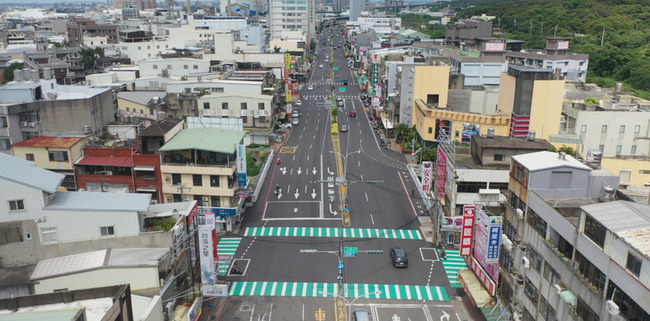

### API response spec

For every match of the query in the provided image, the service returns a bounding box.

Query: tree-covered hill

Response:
[453,0,650,96]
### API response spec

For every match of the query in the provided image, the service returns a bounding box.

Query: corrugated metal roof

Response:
[139,118,183,136]
[31,250,106,280]
[0,309,83,320]
[582,201,650,258]
[0,153,64,193]
[107,248,168,267]
[511,151,590,172]
[44,192,151,212]
[76,156,133,166]
[12,136,86,148]
[116,91,166,106]
[159,128,244,154]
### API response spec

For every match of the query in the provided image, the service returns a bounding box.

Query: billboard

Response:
[460,205,476,257]
[557,41,569,50]
[440,216,463,231]
[462,123,480,143]
[421,162,433,193]
[199,224,216,285]
[473,208,501,283]
[484,42,505,52]
[187,202,199,267]
[236,144,248,198]
[436,146,446,199]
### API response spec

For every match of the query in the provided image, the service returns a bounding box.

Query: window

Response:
[581,125,587,133]
[9,200,25,211]
[576,297,599,321]
[524,277,539,303]
[619,125,625,133]
[210,175,220,187]
[140,109,143,114]
[26,153,34,161]
[126,107,130,112]
[494,154,505,161]
[100,226,115,236]
[516,165,524,182]
[41,227,58,242]
[539,297,557,321]
[543,261,561,285]
[193,65,198,69]
[428,127,433,134]
[150,109,154,115]
[242,116,248,123]
[203,102,210,109]
[192,174,202,186]
[258,102,265,110]
[214,88,224,93]
[584,215,606,248]
[631,145,637,154]
[172,173,181,185]
[222,102,228,109]
[490,182,509,190]
[528,247,543,272]
[210,196,221,207]
[0,116,6,127]
[241,102,248,110]
[601,125,607,133]
[456,181,487,193]
[626,252,642,277]
[0,139,10,150]
[48,151,68,162]
[634,125,640,133]
[616,145,622,154]
[184,65,188,69]
[575,251,606,291]
[527,209,547,238]
[167,65,172,69]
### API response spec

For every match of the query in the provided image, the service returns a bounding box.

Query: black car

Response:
[390,248,408,267]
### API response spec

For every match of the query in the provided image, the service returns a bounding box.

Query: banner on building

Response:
[421,162,433,193]
[198,225,215,285]
[474,208,501,284]
[436,146,447,199]
[460,205,476,257]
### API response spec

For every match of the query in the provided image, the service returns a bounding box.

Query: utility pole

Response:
[601,28,605,47]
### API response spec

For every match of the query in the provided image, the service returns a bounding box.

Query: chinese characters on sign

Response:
[460,205,476,257]
[421,162,433,193]
[436,147,447,199]
[473,208,501,284]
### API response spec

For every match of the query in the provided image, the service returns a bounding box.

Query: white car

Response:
[319,64,323,68]
[294,100,302,107]
[308,85,313,90]
[292,117,300,125]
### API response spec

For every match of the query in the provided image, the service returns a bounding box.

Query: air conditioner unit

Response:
[105,171,112,175]
[202,196,209,202]
[519,243,528,253]
[553,284,563,294]
[502,234,514,251]
[150,200,158,205]
[20,121,28,127]
[513,311,523,321]
[166,196,172,202]
[522,256,530,269]
[515,208,524,219]
[606,300,620,315]
[28,122,36,127]
[165,177,171,182]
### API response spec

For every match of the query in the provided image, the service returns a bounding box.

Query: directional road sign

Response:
[333,67,338,70]
[344,247,358,257]
[339,87,346,92]
[338,263,345,269]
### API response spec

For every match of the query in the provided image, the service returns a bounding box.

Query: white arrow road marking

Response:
[312,167,317,175]
[329,196,335,202]
[311,189,317,199]
[327,167,334,175]
[280,167,287,175]
[294,188,300,199]
[440,310,450,321]
[297,167,302,175]
[277,193,283,199]
[329,203,338,215]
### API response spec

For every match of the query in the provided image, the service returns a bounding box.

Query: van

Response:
[353,309,370,321]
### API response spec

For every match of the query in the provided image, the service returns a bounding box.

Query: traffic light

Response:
[366,250,383,254]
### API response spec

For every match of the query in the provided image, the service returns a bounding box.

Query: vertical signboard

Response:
[186,202,199,267]
[285,53,292,103]
[473,208,501,285]
[236,144,249,198]
[199,224,215,285]
[436,146,447,199]
[460,205,476,257]
[421,161,433,193]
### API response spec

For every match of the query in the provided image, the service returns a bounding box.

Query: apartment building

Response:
[269,0,316,49]
[505,38,589,83]
[159,128,246,232]
[496,151,650,321]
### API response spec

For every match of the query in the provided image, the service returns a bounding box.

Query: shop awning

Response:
[383,118,394,129]
[458,269,495,308]
[77,156,132,166]
[136,187,158,192]
[134,165,156,171]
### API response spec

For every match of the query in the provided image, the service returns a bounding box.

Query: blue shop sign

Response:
[238,172,247,187]
[208,207,238,217]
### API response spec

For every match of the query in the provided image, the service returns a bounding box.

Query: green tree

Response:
[306,54,314,64]
[550,145,577,157]
[584,97,600,105]
[420,147,437,163]
[80,47,104,72]
[331,107,338,118]
[3,62,24,82]
[394,123,411,144]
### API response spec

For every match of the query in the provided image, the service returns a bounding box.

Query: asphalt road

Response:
[205,25,484,321]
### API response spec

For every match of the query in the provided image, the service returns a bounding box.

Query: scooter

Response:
[276,157,281,165]
[440,248,447,260]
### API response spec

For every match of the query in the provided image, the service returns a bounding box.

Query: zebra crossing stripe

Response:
[245,227,422,239]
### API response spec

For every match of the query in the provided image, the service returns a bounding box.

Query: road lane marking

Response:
[365,192,368,201]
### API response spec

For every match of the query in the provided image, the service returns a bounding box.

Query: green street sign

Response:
[344,247,358,257]
[339,87,346,92]
[333,67,338,70]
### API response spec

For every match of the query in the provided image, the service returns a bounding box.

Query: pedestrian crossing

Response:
[440,249,468,287]
[216,238,242,276]
[244,226,422,240]
[228,281,450,301]
[301,95,359,100]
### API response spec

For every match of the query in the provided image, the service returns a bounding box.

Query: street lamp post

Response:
[320,290,382,321]
[329,150,360,206]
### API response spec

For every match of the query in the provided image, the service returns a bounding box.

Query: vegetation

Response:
[147,217,177,231]
[3,62,24,82]
[398,13,447,38]
[80,47,104,73]
[584,97,600,105]
[550,145,577,157]
[451,0,650,97]
[306,54,314,64]
[246,151,268,176]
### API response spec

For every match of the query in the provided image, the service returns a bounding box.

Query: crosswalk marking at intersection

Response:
[440,249,468,287]
[244,226,422,240]
[216,238,242,276]
[228,281,449,301]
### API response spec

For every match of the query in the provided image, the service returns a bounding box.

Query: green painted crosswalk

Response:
[217,238,242,276]
[244,227,422,240]
[440,249,468,287]
[229,281,449,301]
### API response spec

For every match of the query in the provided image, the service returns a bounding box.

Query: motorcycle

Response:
[276,157,281,165]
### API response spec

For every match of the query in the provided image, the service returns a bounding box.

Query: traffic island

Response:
[329,107,350,227]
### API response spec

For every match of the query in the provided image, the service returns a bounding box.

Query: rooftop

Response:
[511,151,591,172]
[44,191,151,212]
[139,119,183,136]
[472,134,555,150]
[12,136,87,148]
[582,201,650,258]
[0,153,64,194]
[0,298,114,321]
[159,128,245,154]
[31,248,168,281]
[116,91,166,106]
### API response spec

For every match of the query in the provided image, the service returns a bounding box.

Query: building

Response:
[356,16,401,34]
[66,19,119,47]
[497,65,565,140]
[113,0,156,10]
[11,136,89,190]
[117,91,167,127]
[349,0,364,22]
[445,19,492,49]
[495,151,650,321]
[159,128,246,232]
[269,0,316,49]
[505,38,589,83]
[471,133,555,167]
[23,46,85,85]
[197,93,273,128]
